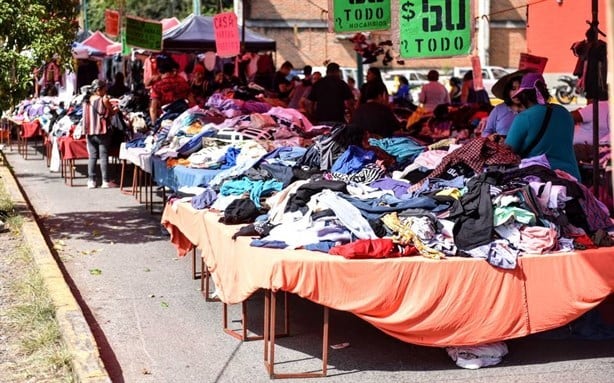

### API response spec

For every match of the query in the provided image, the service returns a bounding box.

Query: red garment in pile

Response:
[329,238,418,259]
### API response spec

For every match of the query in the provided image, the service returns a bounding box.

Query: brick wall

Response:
[490,29,526,68]
[248,0,329,20]
[250,27,357,68]
[490,0,527,21]
[247,0,529,71]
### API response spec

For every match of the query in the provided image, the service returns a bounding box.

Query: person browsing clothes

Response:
[352,81,401,137]
[481,71,526,138]
[307,62,354,124]
[505,72,581,180]
[149,55,194,123]
[82,79,118,188]
[570,92,610,163]
[418,70,450,113]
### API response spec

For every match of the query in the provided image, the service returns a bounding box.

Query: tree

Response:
[0,0,79,110]
[86,0,234,32]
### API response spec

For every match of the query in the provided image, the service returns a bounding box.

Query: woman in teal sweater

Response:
[505,73,581,181]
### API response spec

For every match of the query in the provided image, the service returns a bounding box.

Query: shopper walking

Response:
[82,79,117,188]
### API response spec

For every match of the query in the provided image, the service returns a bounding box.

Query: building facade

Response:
[241,0,604,73]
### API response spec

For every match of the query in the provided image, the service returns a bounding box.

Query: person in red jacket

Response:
[149,55,195,123]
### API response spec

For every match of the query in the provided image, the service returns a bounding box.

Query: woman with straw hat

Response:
[481,70,527,138]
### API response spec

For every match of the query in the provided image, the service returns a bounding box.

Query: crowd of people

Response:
[4,52,611,209]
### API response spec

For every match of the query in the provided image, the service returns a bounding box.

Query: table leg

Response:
[138,167,144,204]
[201,258,220,302]
[191,247,201,280]
[119,160,127,193]
[62,159,68,185]
[132,166,138,198]
[149,166,155,215]
[69,159,75,187]
[223,301,264,341]
[144,171,151,211]
[264,293,327,379]
[45,138,51,167]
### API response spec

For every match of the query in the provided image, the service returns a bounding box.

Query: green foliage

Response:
[0,0,79,111]
[86,0,233,32]
[0,51,33,109]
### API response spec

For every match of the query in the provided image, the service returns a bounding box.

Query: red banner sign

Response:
[105,10,120,37]
[518,53,548,74]
[213,12,240,57]
[471,55,484,90]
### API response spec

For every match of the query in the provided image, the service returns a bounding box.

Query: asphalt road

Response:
[2,143,613,383]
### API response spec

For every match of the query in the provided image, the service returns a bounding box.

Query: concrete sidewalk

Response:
[2,143,613,383]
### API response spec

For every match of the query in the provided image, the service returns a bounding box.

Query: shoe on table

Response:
[101,180,118,189]
[87,180,96,189]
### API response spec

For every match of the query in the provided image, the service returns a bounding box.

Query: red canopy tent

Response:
[81,31,115,53]
[161,17,180,32]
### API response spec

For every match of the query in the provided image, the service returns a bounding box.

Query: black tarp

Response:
[162,14,276,53]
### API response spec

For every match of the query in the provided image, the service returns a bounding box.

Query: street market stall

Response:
[161,200,614,347]
[162,14,276,52]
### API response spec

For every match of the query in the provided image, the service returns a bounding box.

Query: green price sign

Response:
[333,0,391,32]
[125,16,162,51]
[121,30,131,56]
[399,0,471,58]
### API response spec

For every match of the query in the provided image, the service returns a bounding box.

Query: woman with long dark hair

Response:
[481,71,525,137]
[359,67,388,104]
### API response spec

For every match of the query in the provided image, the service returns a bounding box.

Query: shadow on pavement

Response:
[231,292,614,377]
[40,206,167,245]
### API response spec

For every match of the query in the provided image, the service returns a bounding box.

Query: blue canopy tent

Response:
[162,14,276,53]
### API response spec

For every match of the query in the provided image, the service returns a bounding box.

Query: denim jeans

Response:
[86,133,111,182]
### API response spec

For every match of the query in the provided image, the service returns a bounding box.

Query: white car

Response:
[452,66,511,98]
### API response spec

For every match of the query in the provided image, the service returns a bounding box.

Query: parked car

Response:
[452,66,511,98]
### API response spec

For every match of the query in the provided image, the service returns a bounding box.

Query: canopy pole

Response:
[356,53,364,88]
[83,0,89,32]
[241,0,246,54]
[194,0,201,16]
[590,0,599,197]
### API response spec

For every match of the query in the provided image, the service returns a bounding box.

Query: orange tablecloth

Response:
[161,201,614,347]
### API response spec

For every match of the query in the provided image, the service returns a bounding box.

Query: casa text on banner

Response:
[125,16,162,52]
[214,12,240,57]
[105,9,120,37]
[330,0,391,33]
[399,0,472,59]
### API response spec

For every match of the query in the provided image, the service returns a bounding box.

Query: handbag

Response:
[520,104,553,157]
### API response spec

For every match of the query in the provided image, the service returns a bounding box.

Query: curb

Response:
[0,153,111,383]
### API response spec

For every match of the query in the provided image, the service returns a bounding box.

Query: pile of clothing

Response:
[179,119,613,270]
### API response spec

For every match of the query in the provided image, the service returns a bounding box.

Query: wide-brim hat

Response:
[491,69,534,100]
[511,72,547,99]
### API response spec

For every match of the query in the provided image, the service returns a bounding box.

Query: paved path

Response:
[2,144,613,383]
